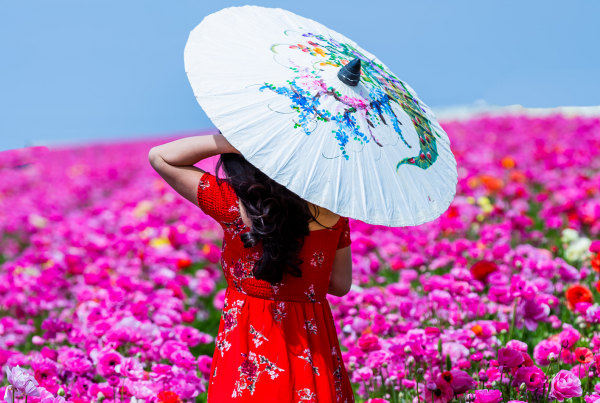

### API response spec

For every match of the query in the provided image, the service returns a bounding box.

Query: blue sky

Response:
[1,0,599,151]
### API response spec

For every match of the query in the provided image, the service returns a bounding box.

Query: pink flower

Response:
[515,366,546,391]
[558,328,581,349]
[506,340,528,352]
[585,394,600,403]
[551,370,582,401]
[533,340,561,366]
[40,397,66,403]
[357,333,381,352]
[498,348,524,368]
[439,370,476,394]
[119,357,144,380]
[474,389,502,403]
[171,350,196,370]
[197,355,212,376]
[96,350,123,378]
[63,357,93,375]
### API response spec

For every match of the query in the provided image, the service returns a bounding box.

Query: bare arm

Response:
[148,134,238,206]
[328,246,352,297]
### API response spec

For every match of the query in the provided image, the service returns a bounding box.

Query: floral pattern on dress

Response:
[230,259,255,293]
[272,302,286,325]
[298,348,320,376]
[310,251,324,268]
[223,216,246,236]
[198,179,210,190]
[232,351,284,398]
[296,388,317,402]
[216,298,244,357]
[303,318,317,335]
[305,284,317,303]
[270,281,284,295]
[249,325,269,348]
[332,348,343,401]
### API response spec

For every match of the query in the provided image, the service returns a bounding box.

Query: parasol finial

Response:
[337,58,362,87]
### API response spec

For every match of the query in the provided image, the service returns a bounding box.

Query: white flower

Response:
[561,228,579,243]
[5,366,40,398]
[565,237,592,262]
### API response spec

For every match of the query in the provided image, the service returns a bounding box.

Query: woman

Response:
[148,133,354,402]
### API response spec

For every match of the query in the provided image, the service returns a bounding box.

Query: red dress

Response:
[196,172,355,403]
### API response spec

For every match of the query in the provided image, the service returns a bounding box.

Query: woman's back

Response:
[196,172,354,402]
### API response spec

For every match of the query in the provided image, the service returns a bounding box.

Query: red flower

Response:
[470,260,498,282]
[157,391,182,403]
[565,285,593,310]
[575,347,593,364]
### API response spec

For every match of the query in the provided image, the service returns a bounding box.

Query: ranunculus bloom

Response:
[575,347,594,364]
[585,394,600,403]
[559,327,581,349]
[565,285,593,310]
[4,366,40,400]
[534,340,561,366]
[157,391,182,403]
[515,366,545,391]
[498,348,524,368]
[424,378,454,403]
[474,389,502,403]
[439,370,476,394]
[506,340,528,352]
[470,261,498,282]
[357,333,381,352]
[551,370,582,401]
[96,350,123,378]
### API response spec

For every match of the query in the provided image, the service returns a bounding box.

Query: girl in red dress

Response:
[149,134,355,403]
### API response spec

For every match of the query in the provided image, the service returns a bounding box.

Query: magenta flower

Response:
[515,366,545,391]
[63,357,93,375]
[440,370,476,394]
[96,350,123,378]
[119,357,144,380]
[474,389,502,403]
[423,378,454,403]
[533,340,561,366]
[551,370,582,401]
[498,348,524,368]
[506,340,528,352]
[585,395,600,403]
[197,355,212,376]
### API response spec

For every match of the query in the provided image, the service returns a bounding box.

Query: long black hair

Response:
[216,153,320,285]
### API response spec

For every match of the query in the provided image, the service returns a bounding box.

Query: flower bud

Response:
[404,346,412,354]
[97,392,105,403]
[417,368,424,375]
[519,382,526,391]
[479,373,489,382]
[57,388,66,397]
[548,353,557,362]
[426,382,437,391]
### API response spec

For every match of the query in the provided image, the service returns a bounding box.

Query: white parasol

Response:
[184,6,457,227]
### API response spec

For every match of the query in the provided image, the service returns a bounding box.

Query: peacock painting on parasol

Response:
[259,28,440,171]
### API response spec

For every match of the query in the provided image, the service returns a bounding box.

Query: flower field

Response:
[1,113,600,403]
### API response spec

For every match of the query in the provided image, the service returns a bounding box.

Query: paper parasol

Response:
[184,6,457,227]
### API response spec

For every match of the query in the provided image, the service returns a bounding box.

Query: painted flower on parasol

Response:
[185,6,457,227]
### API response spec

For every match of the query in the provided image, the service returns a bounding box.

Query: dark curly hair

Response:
[216,153,323,285]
